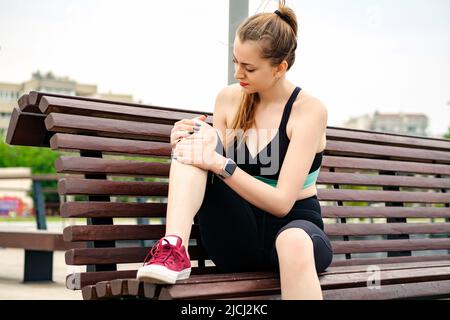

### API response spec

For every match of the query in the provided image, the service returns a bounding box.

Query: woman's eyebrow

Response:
[233,54,255,67]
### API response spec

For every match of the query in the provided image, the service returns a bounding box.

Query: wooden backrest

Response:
[6,92,450,290]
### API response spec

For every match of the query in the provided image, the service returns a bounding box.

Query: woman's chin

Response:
[240,86,256,93]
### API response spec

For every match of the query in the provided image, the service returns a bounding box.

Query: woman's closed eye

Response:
[232,59,255,72]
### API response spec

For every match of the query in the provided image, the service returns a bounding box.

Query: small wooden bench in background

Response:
[0,231,85,282]
[0,173,85,282]
[5,91,450,299]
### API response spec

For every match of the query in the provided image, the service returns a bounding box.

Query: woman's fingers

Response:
[174,115,207,126]
[173,123,196,133]
[171,124,195,146]
[171,115,207,147]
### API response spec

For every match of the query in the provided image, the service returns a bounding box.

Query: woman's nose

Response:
[234,67,244,80]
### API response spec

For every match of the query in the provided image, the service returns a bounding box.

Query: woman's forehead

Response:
[233,38,261,63]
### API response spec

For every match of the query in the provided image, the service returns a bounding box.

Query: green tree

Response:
[0,136,59,174]
[1,134,60,203]
[444,126,450,139]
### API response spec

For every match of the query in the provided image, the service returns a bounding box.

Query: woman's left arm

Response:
[217,98,327,217]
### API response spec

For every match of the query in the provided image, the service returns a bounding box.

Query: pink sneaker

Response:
[136,235,191,284]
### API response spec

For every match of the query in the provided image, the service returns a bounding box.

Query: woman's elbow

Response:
[273,197,296,218]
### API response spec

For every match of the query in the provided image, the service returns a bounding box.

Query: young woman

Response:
[137,1,333,300]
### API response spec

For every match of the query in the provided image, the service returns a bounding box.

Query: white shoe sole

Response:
[136,264,191,284]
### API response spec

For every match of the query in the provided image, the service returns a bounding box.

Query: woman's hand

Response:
[170,115,208,150]
[172,118,225,172]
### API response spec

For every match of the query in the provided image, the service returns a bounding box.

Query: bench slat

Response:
[58,178,168,196]
[95,281,113,299]
[326,140,450,163]
[67,270,137,290]
[67,266,219,290]
[0,231,86,251]
[65,245,208,265]
[81,285,98,300]
[326,127,450,151]
[331,238,450,254]
[320,265,450,289]
[55,156,170,177]
[45,113,172,142]
[18,93,41,113]
[30,92,208,117]
[330,254,450,267]
[323,156,450,175]
[325,223,450,236]
[60,201,450,219]
[63,224,201,242]
[318,172,450,189]
[323,260,450,275]
[322,206,450,219]
[60,201,167,218]
[323,279,450,300]
[5,107,49,147]
[318,189,450,203]
[40,96,209,125]
[83,280,158,300]
[50,133,171,156]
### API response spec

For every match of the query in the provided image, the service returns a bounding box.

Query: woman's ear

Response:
[273,60,288,78]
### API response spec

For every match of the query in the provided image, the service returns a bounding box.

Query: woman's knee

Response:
[275,228,314,265]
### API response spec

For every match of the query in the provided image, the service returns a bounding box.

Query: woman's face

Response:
[233,37,284,93]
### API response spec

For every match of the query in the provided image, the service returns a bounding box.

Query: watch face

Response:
[224,159,237,174]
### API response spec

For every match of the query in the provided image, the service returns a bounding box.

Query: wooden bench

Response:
[6,91,450,299]
[0,174,85,282]
[0,231,86,282]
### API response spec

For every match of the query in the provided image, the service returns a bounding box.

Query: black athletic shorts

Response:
[197,170,333,274]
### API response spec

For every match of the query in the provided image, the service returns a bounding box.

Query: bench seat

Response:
[80,259,450,300]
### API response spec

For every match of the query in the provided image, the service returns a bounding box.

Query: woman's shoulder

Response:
[293,89,328,121]
[214,83,242,126]
[216,83,243,105]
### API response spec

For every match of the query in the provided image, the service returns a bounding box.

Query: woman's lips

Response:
[240,82,249,87]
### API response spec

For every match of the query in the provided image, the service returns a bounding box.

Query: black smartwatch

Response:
[217,158,237,179]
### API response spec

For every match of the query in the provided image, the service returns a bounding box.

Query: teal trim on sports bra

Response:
[254,167,321,189]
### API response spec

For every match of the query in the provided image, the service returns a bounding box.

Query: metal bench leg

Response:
[23,250,53,282]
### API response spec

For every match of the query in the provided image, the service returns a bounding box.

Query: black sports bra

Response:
[229,86,323,189]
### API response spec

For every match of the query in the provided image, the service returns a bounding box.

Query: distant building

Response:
[344,110,429,136]
[0,71,134,136]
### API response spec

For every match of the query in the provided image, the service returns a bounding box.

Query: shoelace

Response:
[142,238,186,267]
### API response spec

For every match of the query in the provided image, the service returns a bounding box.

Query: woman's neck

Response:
[256,79,296,109]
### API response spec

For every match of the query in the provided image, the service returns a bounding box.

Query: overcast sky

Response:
[1,0,449,137]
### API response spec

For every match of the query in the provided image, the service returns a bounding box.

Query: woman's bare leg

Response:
[276,228,323,300]
[164,159,208,255]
